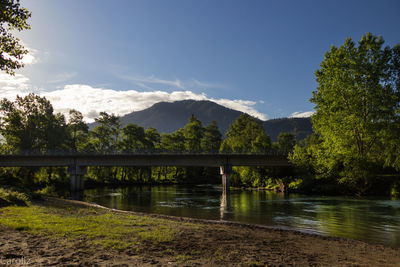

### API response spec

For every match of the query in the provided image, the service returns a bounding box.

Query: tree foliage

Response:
[291,33,400,195]
[220,114,271,153]
[0,0,31,74]
[0,94,67,152]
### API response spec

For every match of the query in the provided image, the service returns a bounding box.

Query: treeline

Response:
[0,94,296,192]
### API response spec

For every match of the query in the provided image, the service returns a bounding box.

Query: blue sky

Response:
[2,0,399,122]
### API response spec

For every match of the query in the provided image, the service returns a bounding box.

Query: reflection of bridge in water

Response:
[0,153,290,199]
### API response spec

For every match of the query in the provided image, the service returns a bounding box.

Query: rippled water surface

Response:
[84,185,400,247]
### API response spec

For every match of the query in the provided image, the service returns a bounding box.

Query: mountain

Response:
[263,117,312,141]
[89,100,313,141]
[119,100,243,135]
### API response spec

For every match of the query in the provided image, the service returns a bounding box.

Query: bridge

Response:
[0,153,290,198]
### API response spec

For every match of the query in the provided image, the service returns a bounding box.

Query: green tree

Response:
[89,112,121,152]
[0,94,68,187]
[0,0,31,74]
[67,109,88,151]
[159,129,185,152]
[183,114,204,152]
[294,33,400,194]
[201,120,222,152]
[121,123,147,152]
[220,114,271,153]
[0,94,67,152]
[220,114,271,187]
[277,132,296,153]
[144,127,160,150]
[87,112,122,183]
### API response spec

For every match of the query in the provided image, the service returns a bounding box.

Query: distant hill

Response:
[89,100,313,141]
[263,117,312,141]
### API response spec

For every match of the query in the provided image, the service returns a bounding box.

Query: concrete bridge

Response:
[0,153,290,197]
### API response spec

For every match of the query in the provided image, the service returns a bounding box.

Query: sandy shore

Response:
[0,198,399,266]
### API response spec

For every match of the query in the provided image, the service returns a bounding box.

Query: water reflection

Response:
[219,191,231,220]
[84,185,400,247]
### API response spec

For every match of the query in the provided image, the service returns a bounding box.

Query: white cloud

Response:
[119,74,228,91]
[290,111,315,118]
[47,72,77,84]
[0,73,31,99]
[41,84,267,122]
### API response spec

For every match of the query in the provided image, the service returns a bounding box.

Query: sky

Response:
[2,0,399,122]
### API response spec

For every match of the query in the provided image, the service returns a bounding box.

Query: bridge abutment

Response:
[68,165,87,199]
[220,164,232,191]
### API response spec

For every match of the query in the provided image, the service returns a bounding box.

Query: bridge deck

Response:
[0,154,290,167]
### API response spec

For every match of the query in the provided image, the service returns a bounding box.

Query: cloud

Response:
[290,111,315,118]
[119,74,228,91]
[47,72,77,84]
[41,84,267,122]
[0,73,31,99]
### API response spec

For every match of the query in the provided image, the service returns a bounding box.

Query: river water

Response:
[84,185,400,247]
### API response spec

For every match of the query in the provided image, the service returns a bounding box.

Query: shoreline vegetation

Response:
[0,196,399,266]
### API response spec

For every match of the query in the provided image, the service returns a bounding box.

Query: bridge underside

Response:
[0,154,290,199]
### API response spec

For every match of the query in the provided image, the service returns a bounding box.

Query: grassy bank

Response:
[1,198,400,266]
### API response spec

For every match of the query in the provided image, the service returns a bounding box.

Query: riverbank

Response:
[0,198,399,266]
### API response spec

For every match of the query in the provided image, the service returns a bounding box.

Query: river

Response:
[84,185,400,247]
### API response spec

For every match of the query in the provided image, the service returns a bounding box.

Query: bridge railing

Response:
[0,149,289,157]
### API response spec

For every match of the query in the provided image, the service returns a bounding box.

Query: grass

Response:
[0,202,190,251]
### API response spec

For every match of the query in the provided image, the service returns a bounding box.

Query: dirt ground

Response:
[1,199,400,266]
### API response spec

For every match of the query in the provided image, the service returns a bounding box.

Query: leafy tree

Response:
[87,112,122,183]
[220,114,271,187]
[220,114,271,153]
[277,132,296,153]
[201,120,222,153]
[67,109,88,151]
[183,114,204,152]
[145,127,160,150]
[0,94,67,187]
[159,129,185,152]
[0,94,67,152]
[89,112,121,152]
[0,0,31,74]
[121,123,147,152]
[292,33,400,195]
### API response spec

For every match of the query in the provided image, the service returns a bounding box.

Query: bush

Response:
[0,188,30,207]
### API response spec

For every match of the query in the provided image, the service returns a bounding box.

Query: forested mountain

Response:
[263,118,312,141]
[89,100,313,141]
[119,100,243,135]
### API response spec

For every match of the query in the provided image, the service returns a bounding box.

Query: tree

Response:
[121,123,147,152]
[220,114,271,187]
[144,127,160,150]
[201,120,222,152]
[277,132,296,153]
[0,93,67,152]
[67,109,88,151]
[220,114,271,153]
[0,0,31,74]
[159,129,185,152]
[89,112,121,152]
[296,33,400,194]
[0,94,68,187]
[183,114,204,152]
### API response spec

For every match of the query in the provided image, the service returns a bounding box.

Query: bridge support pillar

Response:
[68,165,87,200]
[220,164,232,191]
